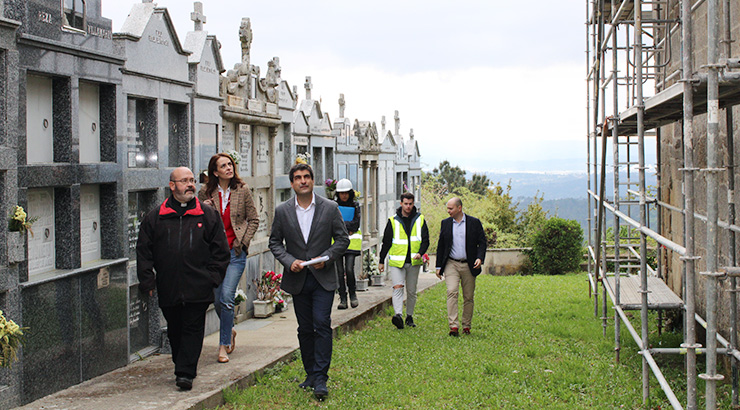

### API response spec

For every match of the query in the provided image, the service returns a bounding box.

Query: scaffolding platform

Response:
[609,78,740,136]
[605,276,684,310]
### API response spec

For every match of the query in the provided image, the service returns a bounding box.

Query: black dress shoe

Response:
[405,315,416,327]
[392,314,404,329]
[298,377,314,389]
[175,376,193,391]
[313,381,328,400]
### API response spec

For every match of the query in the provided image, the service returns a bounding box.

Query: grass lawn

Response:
[215,274,734,409]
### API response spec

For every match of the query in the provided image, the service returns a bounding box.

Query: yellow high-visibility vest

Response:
[348,229,362,251]
[387,214,424,267]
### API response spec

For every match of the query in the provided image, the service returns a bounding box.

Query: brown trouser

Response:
[444,259,476,329]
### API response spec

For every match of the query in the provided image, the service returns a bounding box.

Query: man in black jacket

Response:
[137,167,230,391]
[435,197,487,336]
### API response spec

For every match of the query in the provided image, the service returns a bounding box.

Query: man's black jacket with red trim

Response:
[136,196,230,307]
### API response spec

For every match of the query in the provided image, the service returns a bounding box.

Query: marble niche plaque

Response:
[238,124,252,176]
[254,125,270,176]
[254,188,270,240]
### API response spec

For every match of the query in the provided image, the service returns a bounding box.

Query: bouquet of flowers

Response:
[273,290,289,311]
[234,288,247,305]
[0,310,25,368]
[295,152,311,165]
[254,271,282,302]
[225,149,242,165]
[422,253,430,272]
[8,205,38,236]
[362,249,380,279]
[325,179,337,197]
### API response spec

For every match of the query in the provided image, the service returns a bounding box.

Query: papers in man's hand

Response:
[299,256,330,267]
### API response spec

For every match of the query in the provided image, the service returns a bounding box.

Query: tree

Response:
[467,173,491,196]
[431,160,466,194]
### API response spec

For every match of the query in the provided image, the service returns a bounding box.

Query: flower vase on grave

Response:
[253,300,274,318]
[355,278,369,291]
[7,231,25,264]
[370,274,384,286]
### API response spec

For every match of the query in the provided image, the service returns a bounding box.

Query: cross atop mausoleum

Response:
[191,2,207,31]
[338,94,345,118]
[239,18,252,65]
[305,76,312,100]
[381,116,386,136]
[394,110,400,135]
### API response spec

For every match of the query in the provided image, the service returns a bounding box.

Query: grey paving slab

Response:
[16,273,441,410]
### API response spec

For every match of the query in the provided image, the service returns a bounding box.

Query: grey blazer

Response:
[269,194,350,294]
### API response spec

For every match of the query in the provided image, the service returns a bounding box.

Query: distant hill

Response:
[482,170,658,200]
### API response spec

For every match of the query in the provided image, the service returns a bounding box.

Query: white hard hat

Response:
[336,178,353,192]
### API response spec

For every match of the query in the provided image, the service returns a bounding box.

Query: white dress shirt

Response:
[449,214,467,260]
[217,185,231,214]
[295,194,316,243]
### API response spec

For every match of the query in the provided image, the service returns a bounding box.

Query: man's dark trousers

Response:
[160,302,210,379]
[293,272,334,383]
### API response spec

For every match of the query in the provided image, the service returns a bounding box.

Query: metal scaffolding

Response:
[586,0,740,408]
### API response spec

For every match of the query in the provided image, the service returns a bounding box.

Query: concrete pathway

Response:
[17,273,441,410]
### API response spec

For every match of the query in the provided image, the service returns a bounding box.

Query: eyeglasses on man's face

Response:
[171,178,196,185]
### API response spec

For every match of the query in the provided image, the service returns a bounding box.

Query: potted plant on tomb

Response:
[356,254,370,292]
[253,271,281,318]
[273,290,289,313]
[363,249,384,287]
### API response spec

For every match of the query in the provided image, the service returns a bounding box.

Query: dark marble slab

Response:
[21,262,128,403]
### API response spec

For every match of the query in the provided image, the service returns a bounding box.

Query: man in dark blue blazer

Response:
[435,197,487,336]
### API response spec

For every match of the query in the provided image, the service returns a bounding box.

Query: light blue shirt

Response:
[449,214,467,260]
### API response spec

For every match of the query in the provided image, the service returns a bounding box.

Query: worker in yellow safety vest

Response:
[379,191,429,329]
[334,179,362,309]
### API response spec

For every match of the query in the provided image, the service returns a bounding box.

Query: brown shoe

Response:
[462,328,471,335]
[226,329,237,354]
[449,327,459,337]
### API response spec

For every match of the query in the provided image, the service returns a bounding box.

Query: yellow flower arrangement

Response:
[8,205,38,236]
[0,310,25,368]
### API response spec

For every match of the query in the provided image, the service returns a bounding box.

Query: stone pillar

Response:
[362,161,369,240]
[371,161,378,235]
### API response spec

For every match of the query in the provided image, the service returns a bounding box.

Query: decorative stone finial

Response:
[304,76,312,100]
[409,128,414,139]
[191,2,207,31]
[338,94,345,118]
[394,110,400,135]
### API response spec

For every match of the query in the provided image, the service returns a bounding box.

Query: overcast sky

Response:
[103,1,586,173]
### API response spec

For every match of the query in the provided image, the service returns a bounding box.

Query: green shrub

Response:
[527,217,583,275]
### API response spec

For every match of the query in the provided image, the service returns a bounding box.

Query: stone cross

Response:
[394,110,400,135]
[305,76,312,100]
[338,94,345,118]
[239,18,252,65]
[409,128,414,139]
[191,2,206,31]
[142,0,153,3]
[381,116,386,136]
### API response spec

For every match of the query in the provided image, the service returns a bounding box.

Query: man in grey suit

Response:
[269,163,349,400]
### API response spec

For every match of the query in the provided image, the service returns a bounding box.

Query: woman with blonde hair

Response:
[199,153,259,363]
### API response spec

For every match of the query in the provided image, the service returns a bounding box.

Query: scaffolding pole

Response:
[680,0,699,407]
